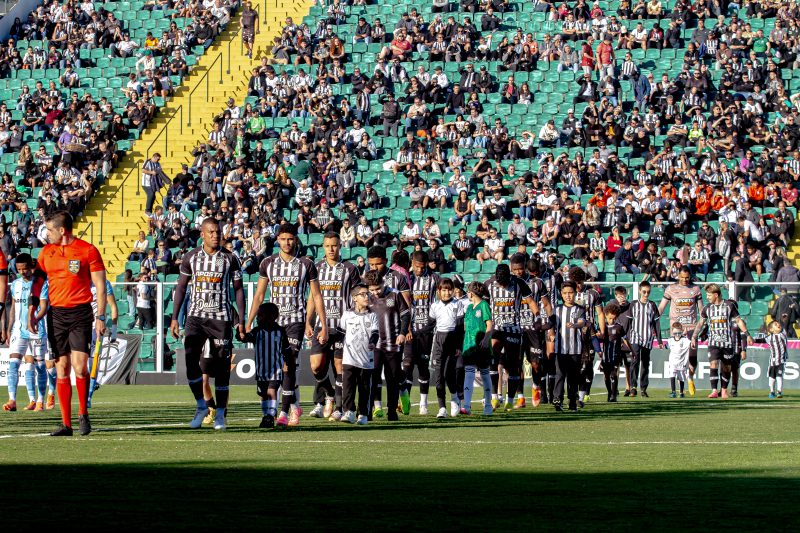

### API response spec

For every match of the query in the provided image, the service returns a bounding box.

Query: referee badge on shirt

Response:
[68,260,80,274]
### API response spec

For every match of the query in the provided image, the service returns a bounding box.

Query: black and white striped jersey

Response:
[542,269,563,307]
[483,276,532,334]
[553,304,586,355]
[315,259,361,330]
[383,268,411,294]
[258,254,318,326]
[518,275,546,330]
[179,247,243,321]
[767,331,788,366]
[575,287,602,328]
[627,299,660,346]
[369,288,410,353]
[245,324,291,382]
[410,269,440,332]
[701,300,739,349]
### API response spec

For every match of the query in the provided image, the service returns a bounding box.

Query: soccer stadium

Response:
[1,0,799,528]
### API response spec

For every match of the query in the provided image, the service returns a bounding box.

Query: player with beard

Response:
[567,267,606,408]
[509,254,552,407]
[402,250,440,416]
[248,224,327,428]
[483,264,539,412]
[659,266,703,396]
[539,260,563,403]
[306,232,361,421]
[170,218,246,431]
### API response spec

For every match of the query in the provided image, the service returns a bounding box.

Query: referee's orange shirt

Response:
[36,239,105,308]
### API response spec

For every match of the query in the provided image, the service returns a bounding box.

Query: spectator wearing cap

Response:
[358,182,379,209]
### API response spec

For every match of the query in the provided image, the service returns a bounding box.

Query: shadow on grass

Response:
[4,464,798,530]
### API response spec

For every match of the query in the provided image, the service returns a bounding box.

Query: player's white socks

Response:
[777,376,784,392]
[419,394,427,408]
[769,377,776,392]
[374,400,383,410]
[463,366,476,406]
[7,359,20,401]
[579,391,586,402]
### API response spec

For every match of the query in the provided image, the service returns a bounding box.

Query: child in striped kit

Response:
[766,321,788,399]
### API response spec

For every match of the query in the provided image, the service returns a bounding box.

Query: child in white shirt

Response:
[429,278,466,418]
[339,284,379,425]
[667,322,691,398]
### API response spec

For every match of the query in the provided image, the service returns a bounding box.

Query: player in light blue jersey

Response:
[4,254,51,411]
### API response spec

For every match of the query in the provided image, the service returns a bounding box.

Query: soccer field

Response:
[2,386,798,530]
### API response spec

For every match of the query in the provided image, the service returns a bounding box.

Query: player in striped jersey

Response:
[568,267,606,407]
[728,322,748,397]
[691,284,752,399]
[483,264,538,412]
[363,270,410,421]
[510,255,552,407]
[366,245,413,308]
[306,232,360,421]
[766,321,788,398]
[403,250,440,416]
[659,266,703,395]
[624,281,663,398]
[4,254,50,411]
[240,302,292,428]
[550,281,586,412]
[249,224,327,428]
[170,218,246,431]
[599,303,629,402]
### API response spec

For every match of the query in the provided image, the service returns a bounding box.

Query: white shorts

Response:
[8,335,49,361]
[669,366,687,382]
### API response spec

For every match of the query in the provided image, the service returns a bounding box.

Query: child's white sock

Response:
[776,376,784,392]
[769,377,776,392]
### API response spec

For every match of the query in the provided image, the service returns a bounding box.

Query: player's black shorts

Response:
[403,329,434,369]
[493,330,522,367]
[185,316,233,378]
[309,328,344,358]
[256,380,280,397]
[47,304,93,357]
[708,346,734,362]
[522,329,546,363]
[462,345,491,368]
[283,322,305,356]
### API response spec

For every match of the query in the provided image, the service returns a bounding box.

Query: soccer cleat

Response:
[34,401,44,411]
[532,388,541,407]
[203,407,216,425]
[584,394,591,403]
[23,401,36,410]
[640,391,649,398]
[460,407,471,415]
[503,402,513,412]
[46,394,55,409]
[3,400,17,411]
[490,398,501,411]
[276,413,289,427]
[631,388,638,397]
[731,390,738,398]
[623,389,631,397]
[679,393,685,398]
[577,400,585,409]
[50,424,73,437]
[609,396,618,402]
[482,403,493,416]
[777,391,783,398]
[568,404,578,412]
[372,406,385,419]
[514,396,526,409]
[399,390,411,415]
[288,406,302,427]
[356,415,368,425]
[553,403,564,412]
[341,411,356,424]
[688,379,696,397]
[78,414,92,436]
[768,392,776,399]
[708,390,719,399]
[259,415,275,428]
[190,407,210,429]
[419,404,429,416]
[328,410,342,422]
[720,389,729,400]
[436,407,447,418]
[450,400,460,417]
[323,398,335,419]
[669,392,677,398]
[309,404,325,418]
[213,409,226,430]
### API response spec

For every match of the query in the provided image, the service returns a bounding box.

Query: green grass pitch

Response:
[1,385,799,530]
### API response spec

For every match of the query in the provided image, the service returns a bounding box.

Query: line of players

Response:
[3,253,118,412]
[172,219,781,430]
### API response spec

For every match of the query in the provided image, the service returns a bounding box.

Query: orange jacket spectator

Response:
[695,194,712,216]
[748,182,765,202]
[710,192,726,212]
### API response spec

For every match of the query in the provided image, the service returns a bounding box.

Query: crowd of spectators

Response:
[126,0,800,324]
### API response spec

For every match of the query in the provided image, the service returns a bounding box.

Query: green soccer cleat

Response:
[399,390,411,415]
[372,406,385,419]
[503,402,513,412]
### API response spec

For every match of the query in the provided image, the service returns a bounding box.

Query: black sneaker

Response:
[50,425,73,437]
[641,390,649,398]
[623,389,631,397]
[731,389,738,397]
[577,400,585,408]
[553,403,563,412]
[259,415,275,428]
[79,414,92,436]
[631,388,638,397]
[609,395,617,402]
[387,411,399,421]
[568,403,578,412]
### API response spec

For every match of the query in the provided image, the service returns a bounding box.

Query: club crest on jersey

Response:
[68,260,80,274]
[475,310,482,318]
[387,298,395,308]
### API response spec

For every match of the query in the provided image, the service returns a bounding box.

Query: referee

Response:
[28,212,107,436]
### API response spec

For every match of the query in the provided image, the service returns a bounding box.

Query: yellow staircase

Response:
[74,0,312,278]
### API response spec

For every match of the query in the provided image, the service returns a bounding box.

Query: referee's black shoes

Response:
[50,424,73,437]
[79,414,92,436]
